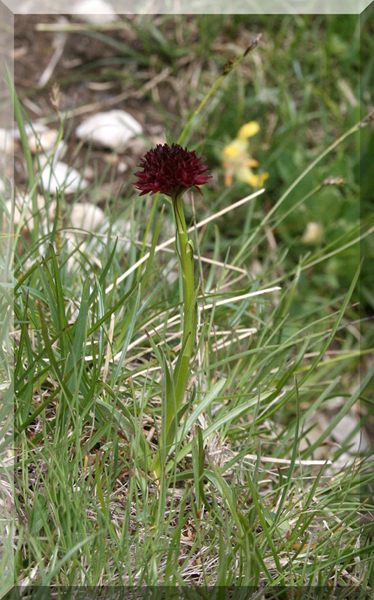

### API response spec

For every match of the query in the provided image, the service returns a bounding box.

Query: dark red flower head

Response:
[134,143,211,198]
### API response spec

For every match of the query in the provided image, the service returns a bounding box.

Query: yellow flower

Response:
[237,121,260,139]
[222,121,268,188]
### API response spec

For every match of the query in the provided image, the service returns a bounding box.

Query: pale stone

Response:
[4,195,105,240]
[3,195,56,229]
[118,161,128,174]
[28,129,60,154]
[75,110,142,151]
[301,221,324,245]
[13,122,47,140]
[331,413,370,455]
[69,202,105,231]
[73,0,117,23]
[13,123,66,157]
[41,161,89,195]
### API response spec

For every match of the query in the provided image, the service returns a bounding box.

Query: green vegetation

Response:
[1,10,373,594]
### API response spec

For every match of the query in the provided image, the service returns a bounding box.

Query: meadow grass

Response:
[0,12,373,594]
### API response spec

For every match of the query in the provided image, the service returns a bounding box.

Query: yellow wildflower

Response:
[237,121,260,139]
[223,121,268,188]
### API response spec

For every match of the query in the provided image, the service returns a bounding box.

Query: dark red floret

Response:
[134,143,212,198]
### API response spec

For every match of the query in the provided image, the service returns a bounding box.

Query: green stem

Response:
[172,193,197,412]
[152,193,197,477]
[173,196,194,343]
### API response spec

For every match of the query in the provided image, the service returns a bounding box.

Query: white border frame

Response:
[0,0,371,594]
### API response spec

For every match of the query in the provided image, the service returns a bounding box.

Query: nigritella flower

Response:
[134,143,211,198]
[134,142,212,476]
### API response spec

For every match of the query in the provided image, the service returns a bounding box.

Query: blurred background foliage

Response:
[135,14,371,314]
[14,10,373,333]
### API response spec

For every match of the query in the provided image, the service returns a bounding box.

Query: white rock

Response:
[28,129,60,155]
[37,140,67,164]
[69,203,104,231]
[73,0,117,23]
[118,161,128,174]
[5,196,104,234]
[301,221,324,245]
[332,413,370,454]
[41,161,89,195]
[13,122,47,140]
[76,110,142,151]
[13,123,65,157]
[3,194,56,229]
[0,128,14,155]
[83,164,95,180]
[65,203,110,272]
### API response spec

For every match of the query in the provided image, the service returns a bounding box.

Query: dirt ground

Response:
[13,14,172,200]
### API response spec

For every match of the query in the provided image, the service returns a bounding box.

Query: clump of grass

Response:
[1,12,373,593]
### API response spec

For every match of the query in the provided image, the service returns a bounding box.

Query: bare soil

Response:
[13,14,170,199]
